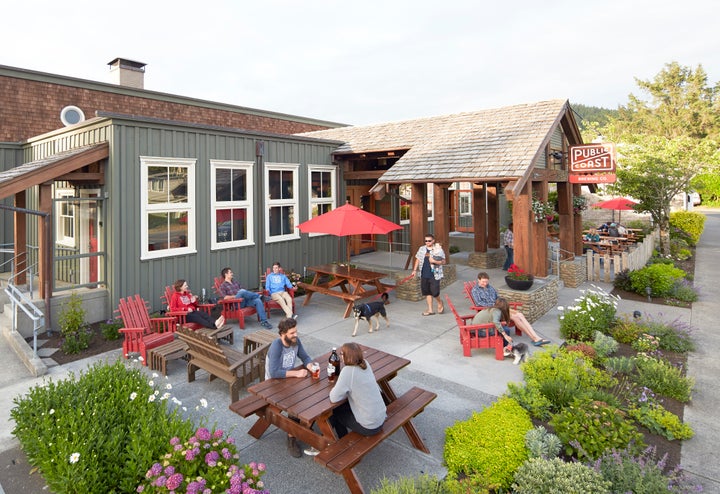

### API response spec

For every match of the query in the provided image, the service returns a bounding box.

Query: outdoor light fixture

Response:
[645,286,652,302]
[550,151,564,160]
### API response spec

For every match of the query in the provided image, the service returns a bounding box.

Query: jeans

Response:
[502,245,514,271]
[233,289,268,322]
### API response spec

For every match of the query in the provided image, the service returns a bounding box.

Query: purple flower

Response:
[164,465,175,476]
[136,486,144,493]
[196,427,212,441]
[213,429,224,438]
[185,449,197,461]
[222,447,232,459]
[147,462,163,477]
[166,473,183,490]
[205,450,220,466]
[170,436,180,445]
[153,475,167,487]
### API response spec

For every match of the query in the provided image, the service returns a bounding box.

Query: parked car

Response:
[688,191,701,206]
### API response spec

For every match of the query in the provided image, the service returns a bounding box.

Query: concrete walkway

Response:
[0,212,717,493]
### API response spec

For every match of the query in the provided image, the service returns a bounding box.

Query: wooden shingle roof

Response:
[298,99,571,183]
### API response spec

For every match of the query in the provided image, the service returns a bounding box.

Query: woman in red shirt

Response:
[169,279,225,329]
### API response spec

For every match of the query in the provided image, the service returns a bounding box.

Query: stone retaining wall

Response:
[393,264,457,302]
[558,257,587,288]
[467,248,506,269]
[497,276,560,324]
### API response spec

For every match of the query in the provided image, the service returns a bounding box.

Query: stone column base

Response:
[467,249,505,269]
[394,264,457,302]
[497,276,559,324]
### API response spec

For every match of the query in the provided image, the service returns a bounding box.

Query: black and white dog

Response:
[351,292,389,337]
[511,342,530,365]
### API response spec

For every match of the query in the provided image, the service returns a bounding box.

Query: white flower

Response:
[557,306,564,311]
[172,397,182,405]
[161,393,170,401]
[69,453,80,464]
[200,398,208,408]
[148,380,154,387]
[148,395,156,402]
[130,392,137,401]
[49,409,55,415]
[165,383,172,390]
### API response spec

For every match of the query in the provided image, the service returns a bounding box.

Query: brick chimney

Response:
[108,57,146,89]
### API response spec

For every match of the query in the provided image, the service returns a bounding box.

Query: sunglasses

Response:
[424,239,434,243]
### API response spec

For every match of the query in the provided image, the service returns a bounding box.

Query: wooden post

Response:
[472,184,487,252]
[13,191,27,285]
[531,182,549,277]
[557,181,573,260]
[406,183,428,269]
[433,184,450,251]
[487,184,500,248]
[512,185,532,274]
[38,183,53,301]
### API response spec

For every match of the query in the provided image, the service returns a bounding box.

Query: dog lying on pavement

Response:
[352,292,389,337]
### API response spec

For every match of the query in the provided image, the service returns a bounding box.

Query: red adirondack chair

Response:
[117,294,176,365]
[446,295,506,360]
[212,277,258,329]
[260,267,296,318]
[161,285,215,331]
[463,280,522,335]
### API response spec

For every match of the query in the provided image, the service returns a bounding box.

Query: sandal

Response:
[437,305,445,314]
[532,339,551,346]
[422,311,435,316]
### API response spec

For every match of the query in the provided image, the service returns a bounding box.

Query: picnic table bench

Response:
[300,263,392,318]
[229,345,434,494]
[177,327,270,403]
[315,386,436,494]
[147,325,235,376]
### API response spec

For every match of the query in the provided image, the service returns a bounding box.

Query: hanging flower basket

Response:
[531,197,555,223]
[573,195,588,215]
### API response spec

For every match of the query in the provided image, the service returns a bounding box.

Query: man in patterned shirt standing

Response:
[502,222,514,271]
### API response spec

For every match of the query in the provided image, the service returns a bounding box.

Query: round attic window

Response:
[60,106,85,126]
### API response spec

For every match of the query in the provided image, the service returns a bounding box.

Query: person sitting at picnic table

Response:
[218,267,273,329]
[266,261,297,320]
[607,222,620,237]
[584,228,601,242]
[169,279,225,329]
[598,222,610,233]
[329,342,387,439]
[470,272,550,346]
[265,317,315,458]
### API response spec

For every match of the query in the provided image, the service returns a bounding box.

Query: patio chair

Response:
[117,294,175,365]
[161,285,215,331]
[212,277,259,329]
[445,295,505,360]
[260,267,296,318]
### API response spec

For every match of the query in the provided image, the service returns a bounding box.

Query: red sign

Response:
[569,173,617,184]
[569,143,616,173]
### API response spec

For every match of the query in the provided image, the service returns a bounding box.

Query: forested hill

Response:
[571,103,618,130]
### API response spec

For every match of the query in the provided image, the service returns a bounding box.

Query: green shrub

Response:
[506,382,554,421]
[525,426,562,459]
[558,287,618,342]
[11,360,195,493]
[591,445,702,493]
[444,397,532,490]
[58,292,91,354]
[609,317,645,344]
[591,331,619,359]
[629,403,694,441]
[670,210,705,245]
[629,263,686,297]
[448,244,460,254]
[603,356,636,375]
[612,269,634,292]
[668,279,699,304]
[512,458,611,494]
[644,317,696,353]
[631,333,660,354]
[100,319,123,341]
[634,356,694,402]
[550,398,645,461]
[371,473,492,494]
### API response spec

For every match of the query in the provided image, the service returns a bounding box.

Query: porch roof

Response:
[0,143,109,200]
[298,99,570,183]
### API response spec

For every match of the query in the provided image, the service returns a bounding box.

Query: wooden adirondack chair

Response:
[212,277,258,329]
[260,267,296,318]
[445,295,505,360]
[161,285,215,331]
[462,281,522,335]
[117,294,176,365]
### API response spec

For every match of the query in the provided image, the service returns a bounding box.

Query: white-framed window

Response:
[265,162,299,242]
[399,183,434,225]
[307,165,336,234]
[459,191,472,216]
[55,189,76,247]
[140,157,196,260]
[211,160,254,250]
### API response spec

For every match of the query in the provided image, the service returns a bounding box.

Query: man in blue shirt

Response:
[265,318,314,457]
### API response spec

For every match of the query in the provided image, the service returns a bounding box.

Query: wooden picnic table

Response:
[230,345,435,494]
[298,263,392,318]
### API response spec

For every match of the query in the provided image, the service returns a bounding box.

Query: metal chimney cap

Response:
[107,58,146,71]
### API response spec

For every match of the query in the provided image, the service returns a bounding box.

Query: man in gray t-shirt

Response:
[264,318,314,457]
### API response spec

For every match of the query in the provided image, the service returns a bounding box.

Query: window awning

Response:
[0,143,109,200]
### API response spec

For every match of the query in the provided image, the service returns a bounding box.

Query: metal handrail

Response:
[4,282,45,357]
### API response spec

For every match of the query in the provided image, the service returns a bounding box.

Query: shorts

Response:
[421,277,440,297]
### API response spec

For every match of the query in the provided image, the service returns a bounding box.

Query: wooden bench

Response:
[315,386,437,494]
[446,295,506,360]
[177,327,270,403]
[243,329,276,354]
[148,326,235,376]
[229,394,272,439]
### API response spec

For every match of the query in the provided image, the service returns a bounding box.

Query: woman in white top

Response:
[328,342,387,438]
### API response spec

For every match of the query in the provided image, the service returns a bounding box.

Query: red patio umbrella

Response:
[593,197,638,222]
[297,203,402,263]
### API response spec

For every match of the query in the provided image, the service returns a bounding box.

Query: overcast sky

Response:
[3,0,718,126]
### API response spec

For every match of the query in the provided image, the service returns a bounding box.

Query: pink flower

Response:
[195,427,212,441]
[165,473,183,490]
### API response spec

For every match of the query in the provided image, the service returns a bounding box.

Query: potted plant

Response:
[505,263,534,290]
